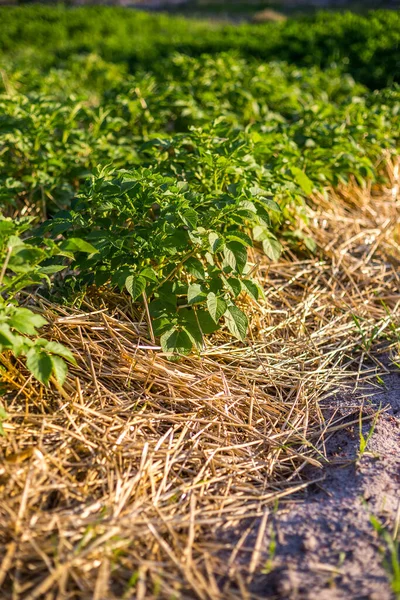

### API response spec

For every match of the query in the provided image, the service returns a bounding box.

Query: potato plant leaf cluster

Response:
[0,216,80,385]
[42,166,271,354]
[0,9,399,381]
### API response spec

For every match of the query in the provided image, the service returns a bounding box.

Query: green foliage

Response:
[370,515,400,598]
[0,405,8,436]
[0,215,77,385]
[1,53,398,224]
[0,7,399,89]
[43,165,273,353]
[0,8,399,366]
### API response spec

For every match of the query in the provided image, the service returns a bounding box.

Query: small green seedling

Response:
[370,514,400,599]
[358,406,380,461]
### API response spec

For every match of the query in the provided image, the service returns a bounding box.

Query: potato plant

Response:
[0,7,399,89]
[0,216,80,385]
[43,165,274,353]
[0,12,399,381]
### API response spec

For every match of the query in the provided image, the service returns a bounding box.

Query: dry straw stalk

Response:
[0,159,399,599]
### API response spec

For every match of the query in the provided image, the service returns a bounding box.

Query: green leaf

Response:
[176,181,189,192]
[291,167,313,196]
[26,347,53,385]
[51,355,68,386]
[262,236,282,261]
[224,305,248,342]
[9,246,45,272]
[0,324,16,349]
[179,208,198,230]
[187,283,206,305]
[153,317,173,336]
[241,279,259,301]
[250,185,268,197]
[223,277,242,298]
[6,235,24,249]
[125,275,147,301]
[225,242,248,274]
[260,197,281,214]
[0,219,16,233]
[225,231,253,247]
[164,230,189,252]
[222,247,236,273]
[252,225,270,242]
[38,265,67,275]
[180,310,203,350]
[95,269,110,286]
[185,257,206,280]
[256,281,266,301]
[209,232,224,253]
[160,328,193,355]
[251,188,281,212]
[9,309,47,336]
[253,224,281,261]
[149,299,173,319]
[112,267,134,289]
[43,341,77,365]
[304,236,317,253]
[238,200,257,214]
[207,292,227,323]
[197,310,220,335]
[60,238,98,254]
[156,283,177,309]
[0,406,8,437]
[140,267,158,282]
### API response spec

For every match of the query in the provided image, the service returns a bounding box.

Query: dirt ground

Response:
[224,359,400,599]
[120,0,400,12]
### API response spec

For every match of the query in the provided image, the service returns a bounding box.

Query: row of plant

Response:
[2,53,399,217]
[0,52,399,384]
[1,6,399,89]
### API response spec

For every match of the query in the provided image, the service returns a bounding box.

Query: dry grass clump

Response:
[251,9,287,23]
[0,161,399,599]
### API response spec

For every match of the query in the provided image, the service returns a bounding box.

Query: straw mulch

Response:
[0,160,399,599]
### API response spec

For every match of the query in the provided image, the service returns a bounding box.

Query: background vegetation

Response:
[1,7,400,88]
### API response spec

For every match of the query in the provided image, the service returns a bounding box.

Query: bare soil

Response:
[225,362,400,599]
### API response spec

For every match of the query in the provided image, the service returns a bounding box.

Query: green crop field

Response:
[0,6,399,599]
[1,7,399,381]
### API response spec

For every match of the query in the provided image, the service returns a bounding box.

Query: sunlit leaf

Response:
[224,306,248,341]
